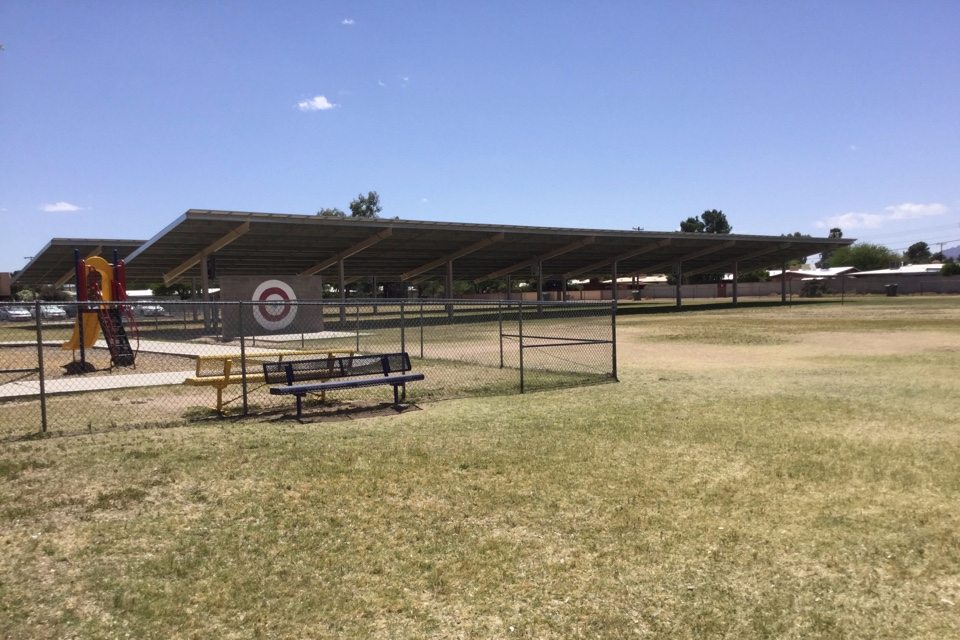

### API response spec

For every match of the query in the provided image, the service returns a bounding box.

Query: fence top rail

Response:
[73,298,616,308]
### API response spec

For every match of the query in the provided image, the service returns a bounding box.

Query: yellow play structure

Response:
[62,254,138,368]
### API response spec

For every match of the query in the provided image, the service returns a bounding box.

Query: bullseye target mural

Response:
[251,279,297,331]
[218,275,323,339]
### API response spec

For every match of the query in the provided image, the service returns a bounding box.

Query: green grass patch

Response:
[1,297,959,638]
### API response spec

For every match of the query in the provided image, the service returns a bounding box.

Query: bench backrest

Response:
[262,352,413,386]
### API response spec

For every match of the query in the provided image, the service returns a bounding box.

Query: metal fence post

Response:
[518,300,524,393]
[611,299,618,382]
[400,300,406,355]
[355,303,361,352]
[419,299,424,360]
[498,301,504,369]
[35,300,48,432]
[239,302,248,416]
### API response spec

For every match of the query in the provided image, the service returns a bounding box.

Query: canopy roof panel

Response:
[14,210,855,288]
[11,238,145,288]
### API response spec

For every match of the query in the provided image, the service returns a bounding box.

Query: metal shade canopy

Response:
[10,238,145,288]
[15,210,854,288]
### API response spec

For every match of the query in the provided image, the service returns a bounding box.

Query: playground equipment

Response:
[62,251,139,369]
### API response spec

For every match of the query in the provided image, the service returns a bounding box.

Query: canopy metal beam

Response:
[479,236,595,282]
[53,245,103,288]
[299,227,394,276]
[637,240,737,274]
[401,232,504,281]
[163,222,250,286]
[564,239,671,280]
[684,242,791,277]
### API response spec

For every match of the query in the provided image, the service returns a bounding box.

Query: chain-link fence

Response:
[0,299,615,437]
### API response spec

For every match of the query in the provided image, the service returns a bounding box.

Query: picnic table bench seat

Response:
[183,349,354,415]
[264,352,424,420]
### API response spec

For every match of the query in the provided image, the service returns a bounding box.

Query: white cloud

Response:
[41,201,82,212]
[342,18,354,25]
[817,202,947,230]
[885,202,947,220]
[297,95,338,111]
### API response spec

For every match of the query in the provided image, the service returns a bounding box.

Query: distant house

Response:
[768,266,858,281]
[849,264,944,277]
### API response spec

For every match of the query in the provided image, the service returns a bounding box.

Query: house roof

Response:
[850,264,944,276]
[768,266,859,279]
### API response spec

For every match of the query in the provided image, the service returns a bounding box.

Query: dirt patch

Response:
[615,325,960,373]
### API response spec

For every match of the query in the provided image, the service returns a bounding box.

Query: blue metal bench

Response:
[264,352,424,420]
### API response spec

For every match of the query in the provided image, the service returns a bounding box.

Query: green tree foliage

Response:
[150,283,195,299]
[941,259,960,277]
[782,232,812,267]
[701,209,732,233]
[906,241,932,264]
[14,285,73,302]
[679,217,705,233]
[316,207,345,217]
[680,210,731,233]
[828,242,899,271]
[816,228,843,268]
[349,191,382,218]
[737,269,770,282]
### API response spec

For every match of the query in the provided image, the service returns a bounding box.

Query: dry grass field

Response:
[1,296,959,638]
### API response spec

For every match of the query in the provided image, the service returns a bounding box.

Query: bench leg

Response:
[296,395,303,421]
[392,382,408,405]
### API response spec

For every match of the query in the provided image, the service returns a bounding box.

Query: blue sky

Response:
[2,1,959,273]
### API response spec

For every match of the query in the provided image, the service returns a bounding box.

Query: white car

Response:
[0,307,33,322]
[30,306,68,321]
[140,305,166,316]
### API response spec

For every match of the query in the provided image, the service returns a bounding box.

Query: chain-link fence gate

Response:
[0,299,616,437]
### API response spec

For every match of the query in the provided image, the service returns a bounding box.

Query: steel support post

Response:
[781,260,787,303]
[35,300,48,432]
[732,261,739,307]
[675,262,683,308]
[339,259,347,323]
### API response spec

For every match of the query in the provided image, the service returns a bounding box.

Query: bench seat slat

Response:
[263,352,422,419]
[269,373,424,396]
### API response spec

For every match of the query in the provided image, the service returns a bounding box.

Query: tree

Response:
[816,228,843,268]
[828,242,899,271]
[941,259,960,277]
[781,232,812,267]
[316,207,345,217]
[701,209,731,234]
[737,269,769,282]
[349,191,382,218]
[906,241,932,264]
[150,283,194,299]
[680,210,731,233]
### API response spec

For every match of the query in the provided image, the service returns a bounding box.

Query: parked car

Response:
[0,307,33,322]
[139,305,166,317]
[30,305,68,321]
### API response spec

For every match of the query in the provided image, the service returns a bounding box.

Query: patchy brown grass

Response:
[1,296,959,638]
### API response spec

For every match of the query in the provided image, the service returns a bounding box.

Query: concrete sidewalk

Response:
[0,370,197,400]
[0,334,360,400]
